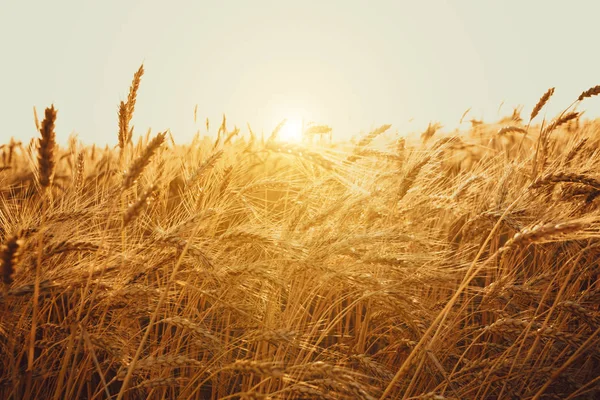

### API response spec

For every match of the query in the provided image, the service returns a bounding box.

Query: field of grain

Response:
[1,67,599,399]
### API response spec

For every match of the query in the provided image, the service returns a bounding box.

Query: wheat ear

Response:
[122,132,165,190]
[37,105,57,188]
[530,87,555,122]
[1,234,23,286]
[578,85,600,101]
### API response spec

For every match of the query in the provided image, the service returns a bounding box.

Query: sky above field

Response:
[2,0,600,145]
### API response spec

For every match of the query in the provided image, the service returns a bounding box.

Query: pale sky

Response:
[2,0,600,145]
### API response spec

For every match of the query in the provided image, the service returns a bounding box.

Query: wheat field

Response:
[1,66,599,399]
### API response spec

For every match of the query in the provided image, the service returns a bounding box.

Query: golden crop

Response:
[1,66,599,399]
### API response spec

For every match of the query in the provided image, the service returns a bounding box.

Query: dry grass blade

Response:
[33,106,40,131]
[459,107,471,124]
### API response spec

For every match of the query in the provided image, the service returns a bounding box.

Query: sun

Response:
[278,118,304,143]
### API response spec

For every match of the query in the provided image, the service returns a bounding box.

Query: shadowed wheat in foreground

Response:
[1,66,599,399]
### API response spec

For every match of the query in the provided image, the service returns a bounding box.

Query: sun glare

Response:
[278,118,304,143]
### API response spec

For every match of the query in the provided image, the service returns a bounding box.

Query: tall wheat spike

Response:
[530,87,555,122]
[1,234,22,286]
[118,64,144,151]
[578,84,600,101]
[37,105,57,188]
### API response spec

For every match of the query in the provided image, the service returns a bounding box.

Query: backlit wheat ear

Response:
[224,126,240,145]
[122,132,166,190]
[186,150,224,188]
[212,114,227,150]
[530,172,600,191]
[267,118,287,144]
[219,166,233,194]
[138,377,187,389]
[530,87,555,122]
[497,126,527,136]
[499,221,585,253]
[1,234,23,286]
[451,175,483,201]
[398,156,430,200]
[542,111,581,135]
[563,137,588,166]
[126,64,144,122]
[356,124,392,148]
[229,360,285,378]
[123,184,157,226]
[118,101,128,151]
[218,114,226,136]
[159,316,220,343]
[73,151,85,191]
[347,124,392,162]
[266,142,335,171]
[245,123,256,152]
[578,85,600,101]
[118,64,144,151]
[37,105,57,189]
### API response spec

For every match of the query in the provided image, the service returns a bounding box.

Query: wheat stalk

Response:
[122,184,157,226]
[530,87,555,122]
[37,105,57,188]
[499,221,585,252]
[530,172,600,191]
[578,85,600,101]
[122,132,166,190]
[1,234,23,287]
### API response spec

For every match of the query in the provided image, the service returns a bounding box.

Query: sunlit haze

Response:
[278,119,304,143]
[2,0,600,145]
